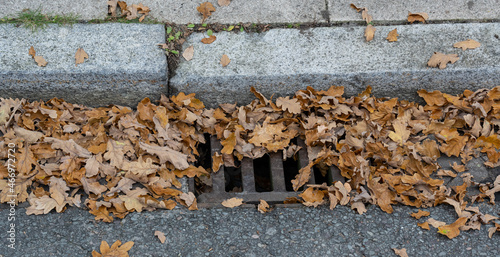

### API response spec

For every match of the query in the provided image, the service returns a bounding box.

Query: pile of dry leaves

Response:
[1,86,500,238]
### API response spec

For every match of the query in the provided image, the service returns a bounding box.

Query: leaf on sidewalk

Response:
[197,2,216,21]
[427,52,459,69]
[408,12,429,23]
[453,39,481,50]
[386,29,398,42]
[220,54,231,67]
[34,56,48,67]
[365,25,376,42]
[218,0,231,6]
[201,35,217,44]
[29,46,36,57]
[75,48,89,66]
[182,45,194,61]
[438,217,468,239]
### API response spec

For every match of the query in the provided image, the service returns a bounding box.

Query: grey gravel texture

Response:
[329,0,500,24]
[0,0,107,20]
[170,23,500,108]
[1,202,499,256]
[0,23,167,107]
[122,0,328,24]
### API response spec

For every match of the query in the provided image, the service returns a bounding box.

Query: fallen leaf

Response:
[179,192,196,207]
[107,0,118,16]
[197,2,216,21]
[392,248,408,257]
[29,46,36,58]
[34,55,48,67]
[351,201,367,214]
[182,45,194,61]
[365,25,376,42]
[489,222,500,238]
[154,231,166,244]
[221,197,243,208]
[258,199,270,213]
[438,217,468,239]
[453,39,481,50]
[411,210,430,219]
[276,96,301,114]
[139,142,189,170]
[427,52,459,69]
[299,187,325,207]
[75,48,89,66]
[201,35,217,44]
[220,54,230,67]
[386,29,398,42]
[218,0,231,6]
[418,222,430,230]
[408,12,429,23]
[212,152,223,172]
[91,240,134,257]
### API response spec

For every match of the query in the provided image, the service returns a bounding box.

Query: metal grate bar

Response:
[241,158,256,192]
[210,136,225,192]
[269,152,286,192]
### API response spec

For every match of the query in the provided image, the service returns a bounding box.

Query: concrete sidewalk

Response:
[2,0,499,24]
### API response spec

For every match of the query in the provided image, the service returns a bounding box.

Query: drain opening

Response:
[313,161,333,186]
[253,154,273,192]
[194,133,213,195]
[283,155,301,191]
[225,159,242,192]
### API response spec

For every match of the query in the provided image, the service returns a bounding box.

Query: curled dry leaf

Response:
[411,210,430,219]
[91,240,134,257]
[488,222,500,238]
[258,199,270,213]
[392,248,408,257]
[182,45,194,61]
[34,56,48,67]
[107,0,118,16]
[408,12,429,23]
[365,25,376,42]
[197,2,216,21]
[220,54,231,67]
[418,221,430,230]
[218,0,231,6]
[427,52,459,69]
[29,46,36,58]
[453,39,481,51]
[212,152,223,172]
[201,35,217,44]
[221,197,243,208]
[75,48,89,66]
[438,217,468,239]
[386,29,398,42]
[154,231,166,244]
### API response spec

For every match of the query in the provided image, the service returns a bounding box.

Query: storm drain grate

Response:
[190,136,345,207]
